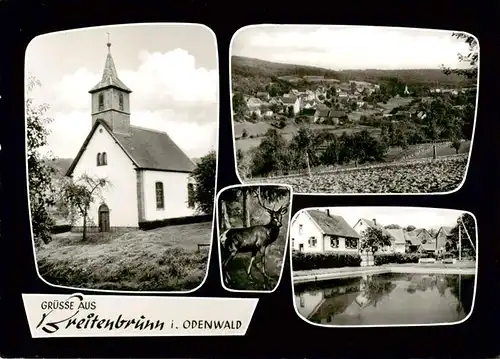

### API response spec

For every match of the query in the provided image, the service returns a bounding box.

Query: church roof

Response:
[66,119,196,176]
[89,44,132,94]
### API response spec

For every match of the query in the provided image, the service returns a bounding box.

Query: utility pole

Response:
[458,223,462,261]
[460,218,476,252]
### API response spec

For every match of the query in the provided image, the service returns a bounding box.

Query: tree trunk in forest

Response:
[242,189,250,227]
[221,200,231,230]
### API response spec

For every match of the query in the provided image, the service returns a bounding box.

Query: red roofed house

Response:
[66,42,197,232]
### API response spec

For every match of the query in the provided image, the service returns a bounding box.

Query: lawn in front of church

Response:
[36,221,213,291]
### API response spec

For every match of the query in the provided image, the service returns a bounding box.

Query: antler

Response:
[256,187,274,212]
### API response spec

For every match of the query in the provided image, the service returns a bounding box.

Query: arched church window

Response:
[102,152,107,165]
[119,93,124,111]
[97,153,102,166]
[155,182,164,209]
[98,93,104,111]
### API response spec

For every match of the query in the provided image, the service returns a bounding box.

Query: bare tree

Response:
[60,174,111,240]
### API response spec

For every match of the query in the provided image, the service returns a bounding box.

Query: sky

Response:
[25,23,218,159]
[308,207,467,230]
[231,25,476,70]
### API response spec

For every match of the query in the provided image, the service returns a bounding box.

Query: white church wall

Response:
[142,170,196,221]
[71,123,139,228]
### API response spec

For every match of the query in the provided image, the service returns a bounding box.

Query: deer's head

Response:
[256,188,288,228]
[267,206,288,228]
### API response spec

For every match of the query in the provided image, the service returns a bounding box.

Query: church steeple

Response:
[89,36,132,94]
[89,35,131,135]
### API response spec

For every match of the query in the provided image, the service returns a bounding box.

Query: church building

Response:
[66,41,197,232]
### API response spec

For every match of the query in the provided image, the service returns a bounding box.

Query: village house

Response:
[385,228,408,254]
[406,234,422,253]
[260,104,273,117]
[313,108,330,123]
[303,89,316,101]
[301,99,318,110]
[314,109,347,124]
[315,88,326,100]
[280,96,301,115]
[256,91,270,101]
[405,228,434,253]
[435,226,454,253]
[65,42,197,232]
[352,218,398,253]
[246,97,263,116]
[290,209,360,254]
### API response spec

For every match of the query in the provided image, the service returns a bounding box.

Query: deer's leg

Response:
[222,247,237,285]
[246,255,256,279]
[261,246,270,280]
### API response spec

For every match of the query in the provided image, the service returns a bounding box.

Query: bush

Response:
[374,252,423,265]
[139,215,212,230]
[292,251,361,271]
[51,224,71,234]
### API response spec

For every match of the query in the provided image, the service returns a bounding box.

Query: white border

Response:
[25,23,220,294]
[288,206,479,328]
[215,183,294,294]
[229,24,480,196]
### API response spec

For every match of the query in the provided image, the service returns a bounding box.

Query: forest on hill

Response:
[231,56,474,94]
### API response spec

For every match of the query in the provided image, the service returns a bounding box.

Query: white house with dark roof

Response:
[352,218,406,253]
[280,96,301,115]
[65,41,196,232]
[435,226,454,253]
[290,209,360,253]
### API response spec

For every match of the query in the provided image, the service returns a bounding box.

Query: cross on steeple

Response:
[106,32,111,51]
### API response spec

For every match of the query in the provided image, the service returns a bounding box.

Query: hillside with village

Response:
[231,56,477,194]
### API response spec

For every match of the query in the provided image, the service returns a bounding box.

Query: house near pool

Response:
[352,218,406,254]
[290,209,361,253]
[65,41,197,232]
[291,210,455,256]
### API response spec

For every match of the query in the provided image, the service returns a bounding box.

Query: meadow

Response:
[36,222,212,291]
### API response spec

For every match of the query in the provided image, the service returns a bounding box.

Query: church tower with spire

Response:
[89,37,132,136]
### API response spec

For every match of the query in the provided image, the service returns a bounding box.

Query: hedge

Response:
[374,252,429,265]
[139,214,212,230]
[51,224,72,234]
[292,251,361,271]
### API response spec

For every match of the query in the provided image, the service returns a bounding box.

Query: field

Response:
[36,222,212,291]
[234,121,381,152]
[377,96,414,111]
[251,154,468,194]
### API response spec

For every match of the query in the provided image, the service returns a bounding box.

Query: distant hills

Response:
[48,158,73,178]
[231,56,473,93]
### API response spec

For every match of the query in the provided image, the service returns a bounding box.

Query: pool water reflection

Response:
[294,273,475,326]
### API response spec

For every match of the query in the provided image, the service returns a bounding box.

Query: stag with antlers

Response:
[219,187,288,288]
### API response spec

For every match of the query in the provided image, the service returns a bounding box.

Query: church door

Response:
[98,204,110,232]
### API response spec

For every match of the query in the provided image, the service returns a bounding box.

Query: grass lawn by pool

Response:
[36,222,212,292]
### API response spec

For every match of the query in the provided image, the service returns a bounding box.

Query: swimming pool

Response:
[294,272,475,326]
